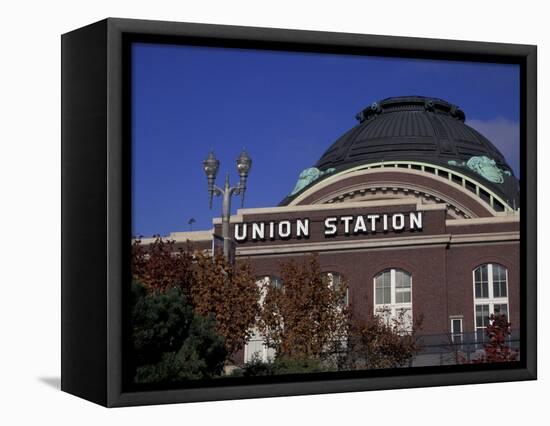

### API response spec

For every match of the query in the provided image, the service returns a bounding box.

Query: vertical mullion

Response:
[487,263,494,300]
[472,268,476,332]
[391,269,396,305]
[506,267,509,299]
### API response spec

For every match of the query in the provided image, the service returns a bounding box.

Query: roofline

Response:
[286,160,516,213]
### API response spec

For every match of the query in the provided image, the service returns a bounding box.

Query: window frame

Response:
[243,328,275,364]
[373,268,413,331]
[450,317,464,346]
[472,263,510,340]
[244,275,283,363]
[326,271,349,306]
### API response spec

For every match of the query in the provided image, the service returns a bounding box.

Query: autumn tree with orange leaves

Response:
[257,254,349,359]
[190,250,260,356]
[131,237,193,293]
[342,308,423,370]
[131,238,260,357]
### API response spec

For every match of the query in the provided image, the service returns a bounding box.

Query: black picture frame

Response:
[61,17,537,407]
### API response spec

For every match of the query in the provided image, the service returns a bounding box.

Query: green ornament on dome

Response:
[290,167,336,196]
[447,156,511,184]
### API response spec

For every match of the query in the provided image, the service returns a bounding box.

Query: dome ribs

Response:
[303,96,519,208]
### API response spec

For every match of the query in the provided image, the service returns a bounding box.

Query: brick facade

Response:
[160,168,520,366]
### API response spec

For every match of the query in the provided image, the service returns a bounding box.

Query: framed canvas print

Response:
[61,18,537,407]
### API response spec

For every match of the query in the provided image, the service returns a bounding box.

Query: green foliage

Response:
[132,239,261,356]
[236,353,324,377]
[131,281,227,384]
[131,281,193,367]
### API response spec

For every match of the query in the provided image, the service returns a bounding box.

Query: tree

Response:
[343,308,423,370]
[131,281,227,384]
[257,254,349,359]
[131,238,260,357]
[472,313,518,363]
[235,353,324,377]
[190,251,260,356]
[131,237,193,293]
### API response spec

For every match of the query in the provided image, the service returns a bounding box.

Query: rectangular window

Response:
[475,304,490,344]
[331,273,341,289]
[328,273,349,306]
[492,265,507,298]
[494,303,509,318]
[475,281,488,298]
[473,264,510,344]
[395,289,411,304]
[474,265,489,298]
[493,281,507,298]
[376,307,392,326]
[395,270,411,303]
[450,318,463,344]
[451,318,462,333]
[375,271,391,304]
[397,308,413,331]
[374,269,413,333]
[475,304,490,329]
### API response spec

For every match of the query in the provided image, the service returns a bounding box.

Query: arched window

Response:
[473,263,509,341]
[326,272,349,305]
[374,268,412,331]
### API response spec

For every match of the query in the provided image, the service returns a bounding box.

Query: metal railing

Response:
[410,329,520,366]
[243,329,520,368]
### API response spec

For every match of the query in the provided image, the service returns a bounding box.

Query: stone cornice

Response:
[235,231,519,257]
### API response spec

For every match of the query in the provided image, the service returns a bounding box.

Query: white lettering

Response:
[252,222,265,240]
[392,213,405,230]
[234,211,423,243]
[296,219,310,237]
[353,215,367,234]
[234,223,247,241]
[278,221,291,238]
[324,217,338,235]
[410,212,423,230]
[367,214,379,232]
[341,216,354,235]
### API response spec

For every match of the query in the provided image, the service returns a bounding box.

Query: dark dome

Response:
[285,96,519,207]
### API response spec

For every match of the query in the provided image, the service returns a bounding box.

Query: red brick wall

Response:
[244,239,519,336]
[446,243,520,333]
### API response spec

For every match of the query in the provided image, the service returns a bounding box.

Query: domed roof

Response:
[282,96,519,207]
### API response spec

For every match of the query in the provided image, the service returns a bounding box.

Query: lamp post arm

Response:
[231,179,247,207]
[229,185,242,196]
[213,184,225,196]
[209,170,249,261]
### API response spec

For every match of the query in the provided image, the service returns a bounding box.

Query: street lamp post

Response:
[203,150,252,260]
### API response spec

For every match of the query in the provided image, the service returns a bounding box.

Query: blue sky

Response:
[132,43,520,237]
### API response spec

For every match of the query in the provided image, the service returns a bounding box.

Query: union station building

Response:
[147,96,520,366]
